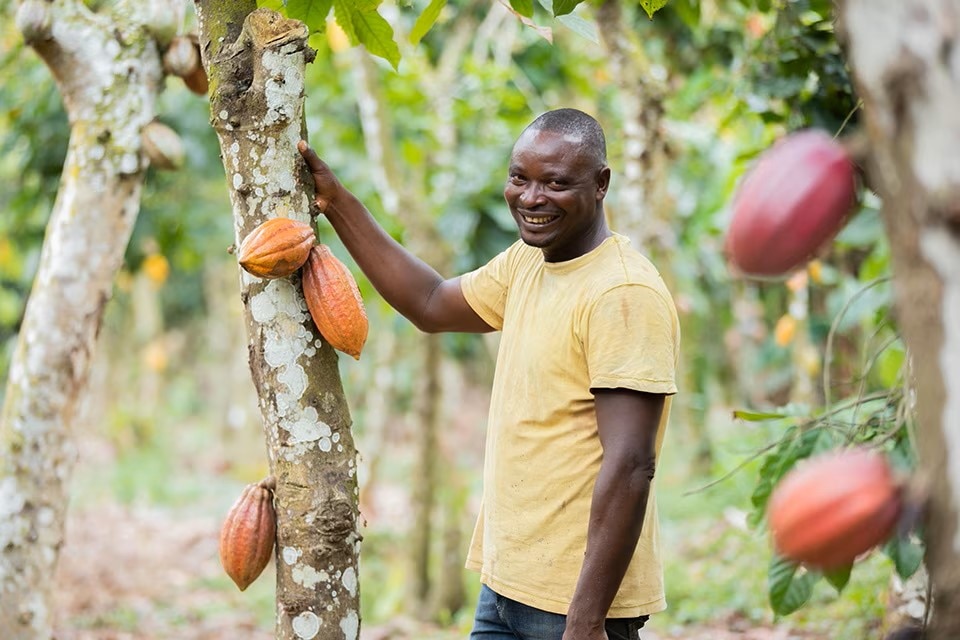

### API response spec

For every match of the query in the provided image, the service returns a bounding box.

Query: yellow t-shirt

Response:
[460,233,680,617]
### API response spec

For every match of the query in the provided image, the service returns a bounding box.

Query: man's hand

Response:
[561,623,607,640]
[298,140,342,213]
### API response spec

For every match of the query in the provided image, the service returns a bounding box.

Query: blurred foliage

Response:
[2,0,918,631]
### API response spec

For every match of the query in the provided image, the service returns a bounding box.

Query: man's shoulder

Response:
[593,234,670,293]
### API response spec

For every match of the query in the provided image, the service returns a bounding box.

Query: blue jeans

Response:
[470,585,649,640]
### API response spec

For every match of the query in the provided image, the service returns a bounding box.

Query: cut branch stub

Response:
[15,0,51,44]
[208,9,309,126]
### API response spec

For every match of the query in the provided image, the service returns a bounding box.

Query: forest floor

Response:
[52,493,876,640]
[50,359,899,640]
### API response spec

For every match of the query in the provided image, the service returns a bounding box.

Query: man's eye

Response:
[509,175,526,185]
[548,181,565,189]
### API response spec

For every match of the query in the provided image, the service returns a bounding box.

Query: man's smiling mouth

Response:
[520,211,559,226]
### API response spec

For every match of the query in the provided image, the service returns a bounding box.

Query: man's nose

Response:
[518,183,547,207]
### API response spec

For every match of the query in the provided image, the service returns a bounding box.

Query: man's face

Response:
[503,128,610,262]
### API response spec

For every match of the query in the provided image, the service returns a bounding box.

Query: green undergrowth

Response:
[653,414,891,639]
[64,360,896,638]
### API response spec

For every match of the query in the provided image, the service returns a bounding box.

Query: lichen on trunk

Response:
[0,2,163,637]
[194,4,361,639]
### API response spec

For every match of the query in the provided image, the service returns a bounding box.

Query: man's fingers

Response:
[297,140,325,173]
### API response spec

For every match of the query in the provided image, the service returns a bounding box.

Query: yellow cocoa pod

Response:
[142,253,170,286]
[807,259,824,284]
[219,477,277,592]
[302,244,368,360]
[774,314,798,347]
[238,218,315,279]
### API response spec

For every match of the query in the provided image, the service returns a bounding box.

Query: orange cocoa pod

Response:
[219,477,277,591]
[767,448,902,570]
[238,218,315,279]
[302,244,368,360]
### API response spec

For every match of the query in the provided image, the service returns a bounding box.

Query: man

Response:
[298,108,679,640]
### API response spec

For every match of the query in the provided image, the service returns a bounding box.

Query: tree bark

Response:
[595,0,673,252]
[0,1,163,636]
[350,19,475,613]
[194,4,361,639]
[837,1,960,636]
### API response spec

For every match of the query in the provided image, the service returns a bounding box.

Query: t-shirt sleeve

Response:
[459,244,515,331]
[584,283,679,395]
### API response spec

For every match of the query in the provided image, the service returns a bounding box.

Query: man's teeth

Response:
[523,215,554,224]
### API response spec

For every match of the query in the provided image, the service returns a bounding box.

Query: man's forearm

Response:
[566,460,652,631]
[322,187,446,329]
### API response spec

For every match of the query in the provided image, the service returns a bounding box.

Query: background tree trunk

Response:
[595,0,715,475]
[350,15,476,614]
[838,1,960,636]
[194,4,361,638]
[0,1,163,636]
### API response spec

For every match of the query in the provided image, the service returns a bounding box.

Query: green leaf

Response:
[875,342,905,388]
[884,535,924,580]
[287,0,334,33]
[769,555,818,616]
[749,427,832,528]
[257,0,286,11]
[639,0,669,19]
[333,0,401,70]
[823,563,852,594]
[672,0,699,28]
[552,0,585,16]
[409,0,445,45]
[557,13,598,42]
[510,0,535,17]
[733,409,788,422]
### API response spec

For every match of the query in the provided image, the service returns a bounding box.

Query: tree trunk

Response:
[411,333,441,607]
[350,20,476,614]
[194,4,361,638]
[595,0,714,474]
[837,2,960,636]
[0,1,163,636]
[595,0,673,252]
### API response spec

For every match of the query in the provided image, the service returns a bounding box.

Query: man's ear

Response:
[596,166,611,200]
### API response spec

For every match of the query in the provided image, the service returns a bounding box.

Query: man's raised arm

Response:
[298,141,492,334]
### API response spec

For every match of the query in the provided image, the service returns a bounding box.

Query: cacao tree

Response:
[836,1,960,635]
[193,3,362,638]
[0,0,177,635]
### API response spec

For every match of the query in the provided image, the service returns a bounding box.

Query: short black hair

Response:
[523,108,607,168]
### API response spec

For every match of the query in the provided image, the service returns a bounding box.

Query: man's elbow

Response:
[410,311,445,334]
[619,452,657,487]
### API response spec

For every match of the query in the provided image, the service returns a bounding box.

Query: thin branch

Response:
[822,275,892,406]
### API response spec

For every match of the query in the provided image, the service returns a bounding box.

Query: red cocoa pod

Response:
[302,244,368,360]
[768,448,902,570]
[219,477,277,591]
[238,217,316,279]
[726,129,857,278]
